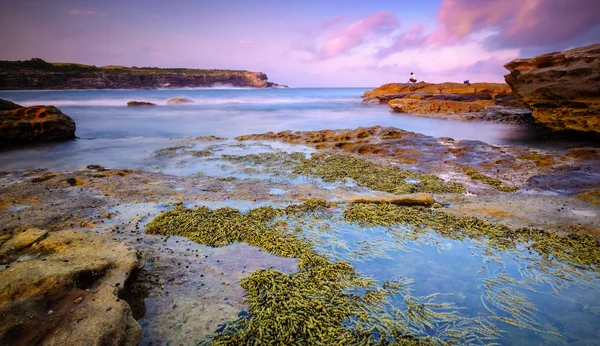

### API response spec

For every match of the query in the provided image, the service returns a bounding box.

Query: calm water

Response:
[0,88,589,172]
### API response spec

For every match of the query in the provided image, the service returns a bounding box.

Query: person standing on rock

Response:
[409,72,417,84]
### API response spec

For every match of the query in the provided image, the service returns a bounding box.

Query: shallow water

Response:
[285,211,600,345]
[1,88,595,172]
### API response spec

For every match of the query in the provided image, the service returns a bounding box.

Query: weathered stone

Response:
[388,98,486,114]
[167,97,194,104]
[127,101,156,107]
[0,99,22,111]
[0,229,141,346]
[0,105,76,144]
[363,82,512,104]
[504,44,600,134]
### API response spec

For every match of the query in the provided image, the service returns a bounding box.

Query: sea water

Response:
[0,87,593,172]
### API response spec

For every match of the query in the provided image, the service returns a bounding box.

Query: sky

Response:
[0,0,598,87]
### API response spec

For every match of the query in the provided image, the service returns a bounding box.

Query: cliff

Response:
[504,44,600,134]
[0,58,286,89]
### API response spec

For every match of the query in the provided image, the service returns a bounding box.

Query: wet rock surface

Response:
[0,129,599,344]
[0,104,76,144]
[167,97,194,104]
[504,44,600,134]
[0,228,141,346]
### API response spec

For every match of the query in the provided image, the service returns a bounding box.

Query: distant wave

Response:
[16,97,355,107]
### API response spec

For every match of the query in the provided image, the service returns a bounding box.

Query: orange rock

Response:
[504,44,600,134]
[0,105,76,143]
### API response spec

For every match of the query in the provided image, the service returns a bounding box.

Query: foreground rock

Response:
[389,98,486,114]
[0,102,76,144]
[167,97,194,104]
[127,101,156,107]
[0,229,141,345]
[504,44,600,134]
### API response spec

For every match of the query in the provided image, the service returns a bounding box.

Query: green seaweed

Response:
[343,203,600,269]
[153,145,192,157]
[30,173,57,183]
[221,152,466,194]
[463,168,517,192]
[146,201,435,345]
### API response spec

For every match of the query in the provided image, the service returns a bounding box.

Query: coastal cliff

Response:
[504,44,600,135]
[0,58,286,89]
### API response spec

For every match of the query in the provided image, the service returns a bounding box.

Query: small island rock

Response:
[127,101,156,107]
[167,97,194,104]
[0,102,76,144]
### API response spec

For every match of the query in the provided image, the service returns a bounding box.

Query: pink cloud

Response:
[67,9,98,16]
[380,0,600,57]
[316,12,399,60]
[238,39,253,44]
[377,23,426,57]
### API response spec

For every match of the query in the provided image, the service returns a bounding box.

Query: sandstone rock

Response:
[167,97,194,104]
[388,98,486,114]
[0,98,22,111]
[127,101,156,107]
[0,229,141,346]
[363,82,512,104]
[504,44,600,134]
[0,105,76,144]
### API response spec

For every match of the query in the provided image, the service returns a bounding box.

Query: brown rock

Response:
[0,229,141,346]
[0,99,23,111]
[167,97,194,104]
[0,105,76,144]
[388,98,486,114]
[127,101,156,107]
[504,44,600,134]
[363,82,512,104]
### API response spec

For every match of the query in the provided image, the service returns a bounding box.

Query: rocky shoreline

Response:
[1,126,599,344]
[363,44,600,135]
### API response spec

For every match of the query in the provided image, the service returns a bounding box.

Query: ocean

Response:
[0,87,585,172]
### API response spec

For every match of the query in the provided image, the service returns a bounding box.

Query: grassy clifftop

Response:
[0,58,248,75]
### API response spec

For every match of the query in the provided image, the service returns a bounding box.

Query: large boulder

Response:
[0,229,142,345]
[0,103,76,144]
[504,44,600,134]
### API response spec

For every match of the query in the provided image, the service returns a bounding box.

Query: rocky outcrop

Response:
[0,59,285,89]
[363,82,517,106]
[0,102,76,143]
[0,229,142,346]
[389,98,486,114]
[504,44,600,134]
[0,99,22,110]
[127,101,156,107]
[167,97,194,104]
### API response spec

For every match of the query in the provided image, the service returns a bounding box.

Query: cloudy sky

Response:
[0,0,598,86]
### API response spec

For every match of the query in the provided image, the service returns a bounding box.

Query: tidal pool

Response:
[283,209,600,345]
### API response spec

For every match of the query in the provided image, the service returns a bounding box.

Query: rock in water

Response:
[0,104,76,144]
[127,101,156,107]
[504,44,600,134]
[167,97,194,104]
[0,229,141,346]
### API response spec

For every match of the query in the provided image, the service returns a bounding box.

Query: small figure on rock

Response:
[409,72,417,84]
[463,80,470,85]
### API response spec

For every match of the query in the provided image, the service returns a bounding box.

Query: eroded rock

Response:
[504,44,600,134]
[0,99,23,111]
[0,229,141,346]
[389,98,486,114]
[0,105,76,144]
